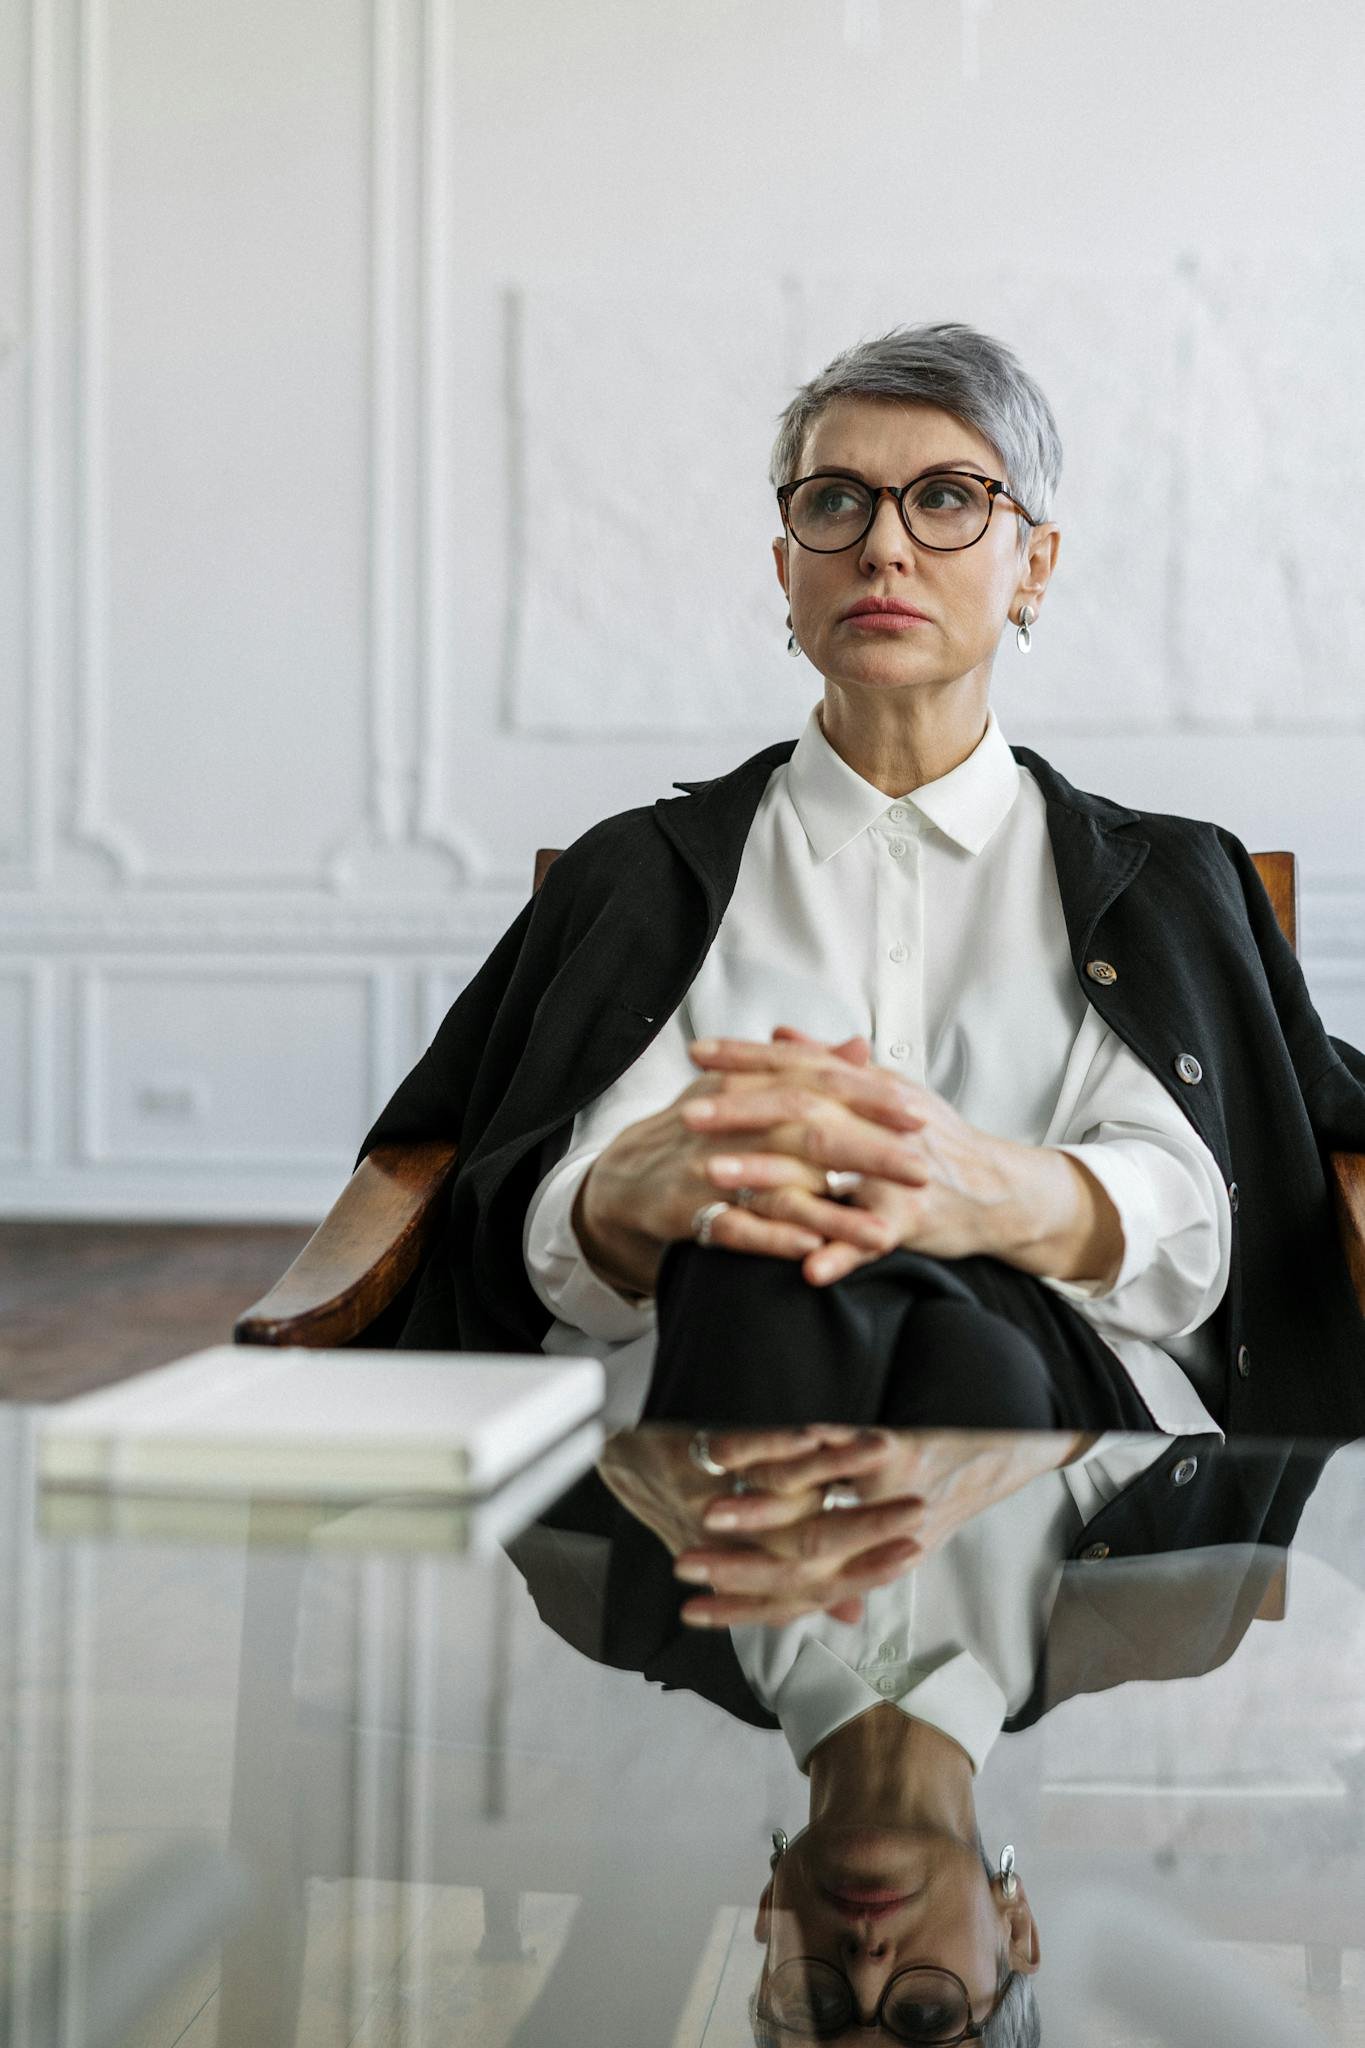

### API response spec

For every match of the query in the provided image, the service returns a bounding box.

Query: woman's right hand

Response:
[573,1042,915,1298]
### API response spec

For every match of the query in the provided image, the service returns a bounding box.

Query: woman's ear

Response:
[997,1875,1041,1974]
[772,535,790,596]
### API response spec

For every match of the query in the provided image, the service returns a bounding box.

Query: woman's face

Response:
[772,395,1058,700]
[753,1821,1039,2039]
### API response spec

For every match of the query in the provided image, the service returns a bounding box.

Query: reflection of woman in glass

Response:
[561,1421,1328,2045]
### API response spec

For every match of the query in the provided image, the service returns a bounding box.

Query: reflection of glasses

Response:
[776,469,1037,553]
[760,1959,995,2042]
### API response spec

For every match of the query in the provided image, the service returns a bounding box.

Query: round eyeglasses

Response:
[760,1959,998,2042]
[776,469,1038,554]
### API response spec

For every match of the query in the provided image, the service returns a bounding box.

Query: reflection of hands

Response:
[671,1427,1094,1627]
[596,1424,925,1627]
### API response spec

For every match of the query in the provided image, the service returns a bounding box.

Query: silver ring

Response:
[688,1429,728,1478]
[824,1171,862,1199]
[732,1185,759,1208]
[729,1475,755,1498]
[691,1199,729,1246]
[821,1483,862,1512]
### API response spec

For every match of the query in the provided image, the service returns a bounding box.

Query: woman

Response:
[358,323,1365,1438]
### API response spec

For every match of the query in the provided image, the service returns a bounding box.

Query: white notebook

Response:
[38,1345,604,1500]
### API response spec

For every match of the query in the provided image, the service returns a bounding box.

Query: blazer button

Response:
[1080,1541,1111,1561]
[1236,1344,1252,1379]
[1171,1456,1199,1486]
[1174,1052,1203,1084]
[1228,1180,1240,1211]
[1086,959,1118,986]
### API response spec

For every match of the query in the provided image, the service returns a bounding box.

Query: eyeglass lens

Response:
[785,473,994,552]
[766,1959,972,2041]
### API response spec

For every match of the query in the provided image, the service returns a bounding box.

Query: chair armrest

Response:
[1330,1150,1365,1314]
[233,1139,459,1347]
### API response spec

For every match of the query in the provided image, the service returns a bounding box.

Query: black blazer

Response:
[358,737,1365,1435]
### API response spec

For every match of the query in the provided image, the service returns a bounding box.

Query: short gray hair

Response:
[768,322,1063,537]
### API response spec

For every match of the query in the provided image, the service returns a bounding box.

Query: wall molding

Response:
[0,962,54,1167]
[74,959,390,1169]
[0,891,525,953]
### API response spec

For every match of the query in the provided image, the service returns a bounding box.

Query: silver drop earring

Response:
[1016,605,1034,654]
[998,1844,1018,1898]
[786,613,802,659]
[770,1830,788,1868]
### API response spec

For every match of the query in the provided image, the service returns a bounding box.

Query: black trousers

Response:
[642,1241,1160,1433]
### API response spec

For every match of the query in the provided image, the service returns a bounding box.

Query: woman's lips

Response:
[843,611,928,628]
[823,1886,913,1909]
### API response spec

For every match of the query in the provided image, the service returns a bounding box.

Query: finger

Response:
[823,1596,866,1623]
[702,1444,894,1523]
[691,1205,825,1261]
[688,1051,927,1128]
[700,1423,866,1472]
[678,1538,920,1627]
[676,1502,927,1592]
[686,1095,932,1174]
[803,1240,889,1286]
[706,1171,898,1255]
[771,1025,872,1068]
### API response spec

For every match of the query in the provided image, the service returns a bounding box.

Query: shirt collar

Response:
[787,702,1020,863]
[775,1639,1008,1776]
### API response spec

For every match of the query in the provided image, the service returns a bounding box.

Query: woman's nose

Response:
[841,1928,890,1962]
[858,493,914,568]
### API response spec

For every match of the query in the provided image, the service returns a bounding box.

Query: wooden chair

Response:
[233,850,1365,1347]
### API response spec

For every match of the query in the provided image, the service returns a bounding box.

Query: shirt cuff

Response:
[1041,1142,1160,1301]
[522,1148,658,1343]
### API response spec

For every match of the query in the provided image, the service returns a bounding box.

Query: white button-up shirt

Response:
[523,705,1231,1434]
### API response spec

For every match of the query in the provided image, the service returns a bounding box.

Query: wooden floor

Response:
[0,1221,313,1402]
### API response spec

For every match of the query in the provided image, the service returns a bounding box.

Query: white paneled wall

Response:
[1,0,1363,1220]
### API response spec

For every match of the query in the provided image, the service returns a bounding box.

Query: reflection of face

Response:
[773,395,1040,696]
[755,1822,1015,2038]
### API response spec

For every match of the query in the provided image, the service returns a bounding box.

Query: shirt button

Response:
[887,805,908,823]
[877,1676,897,1695]
[1080,1541,1111,1561]
[887,838,907,859]
[1174,1052,1203,1085]
[1171,1456,1199,1486]
[1228,1181,1240,1212]
[889,1041,911,1061]
[1237,1343,1252,1380]
[889,942,908,964]
[1085,959,1118,986]
[879,1641,899,1659]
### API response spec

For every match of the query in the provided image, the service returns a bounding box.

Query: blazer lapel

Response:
[1011,744,1151,969]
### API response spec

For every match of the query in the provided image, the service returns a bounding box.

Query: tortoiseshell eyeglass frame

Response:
[776,468,1040,554]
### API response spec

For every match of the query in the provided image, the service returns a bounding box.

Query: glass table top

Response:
[2,1406,1363,2047]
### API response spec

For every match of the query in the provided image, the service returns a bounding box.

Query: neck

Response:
[818,677,991,795]
[807,1704,978,1841]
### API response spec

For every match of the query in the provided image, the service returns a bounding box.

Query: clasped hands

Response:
[573,1023,1118,1300]
[680,1025,1021,1286]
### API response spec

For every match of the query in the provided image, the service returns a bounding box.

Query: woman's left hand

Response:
[684,1029,1033,1286]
